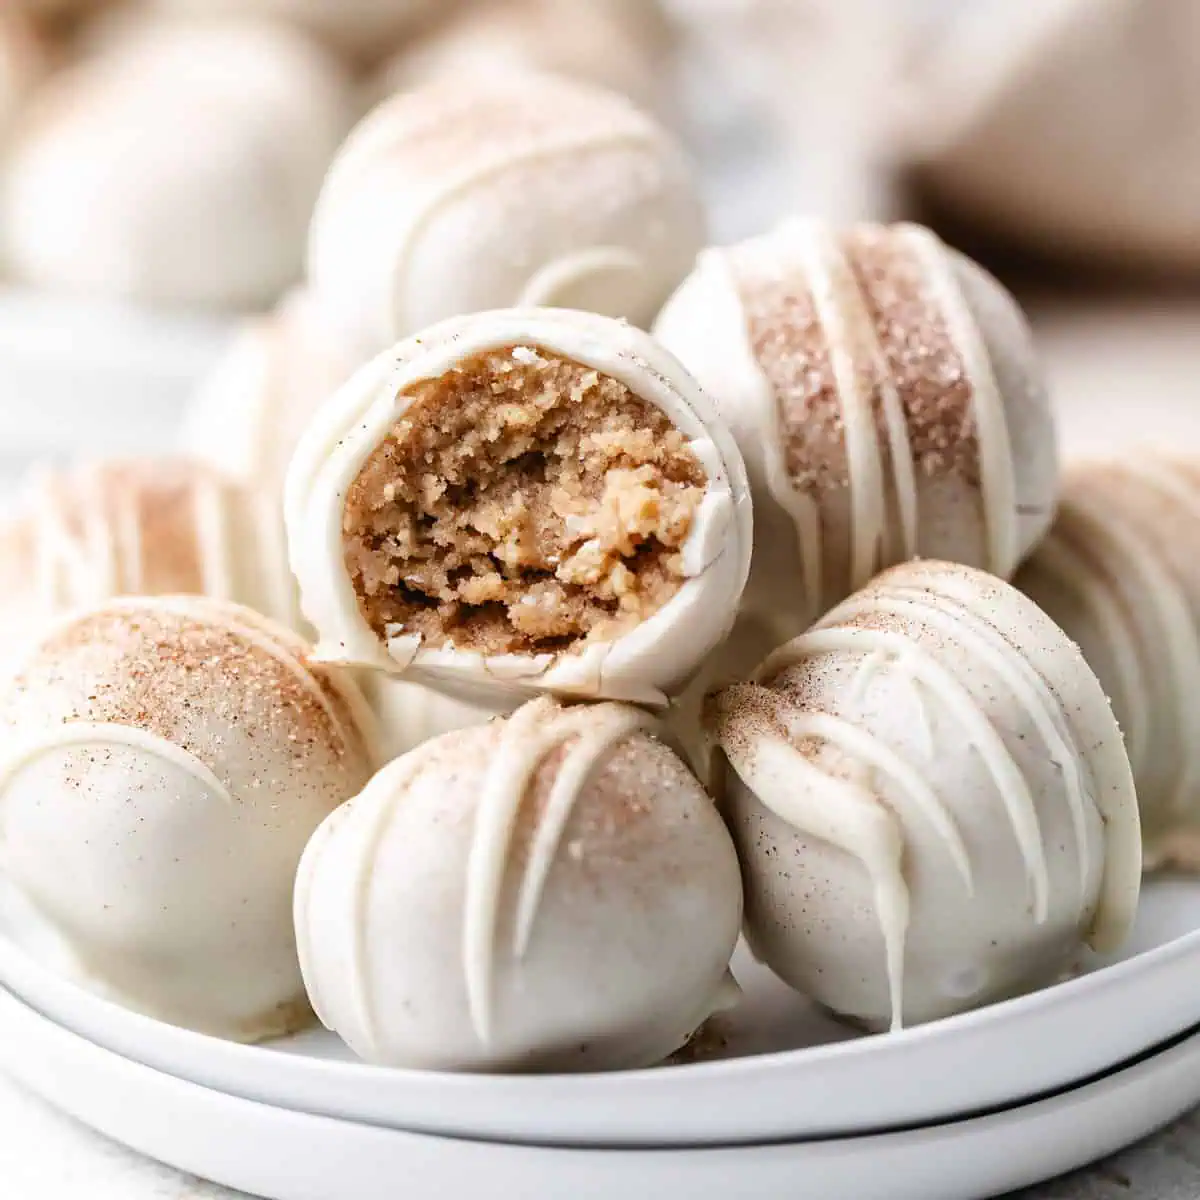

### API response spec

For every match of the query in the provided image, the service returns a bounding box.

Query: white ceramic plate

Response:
[2,877,1198,1149]
[1,982,1197,1200]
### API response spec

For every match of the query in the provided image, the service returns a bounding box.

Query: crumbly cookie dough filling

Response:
[343,346,708,656]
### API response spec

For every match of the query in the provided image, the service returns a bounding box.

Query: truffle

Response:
[306,74,705,360]
[1016,454,1200,869]
[2,19,354,307]
[706,560,1140,1031]
[0,596,376,1040]
[654,217,1058,645]
[285,308,752,708]
[156,0,439,62]
[294,696,742,1071]
[372,0,665,116]
[181,290,354,491]
[0,459,301,671]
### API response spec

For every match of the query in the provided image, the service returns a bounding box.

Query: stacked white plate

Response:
[0,877,1198,1200]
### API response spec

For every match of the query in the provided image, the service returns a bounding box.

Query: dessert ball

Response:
[307,74,706,360]
[905,0,1200,275]
[373,0,664,116]
[182,290,355,491]
[654,217,1058,644]
[295,696,742,1071]
[2,19,354,308]
[1016,454,1200,869]
[285,308,752,708]
[156,0,439,62]
[0,459,301,671]
[707,560,1140,1031]
[0,597,376,1040]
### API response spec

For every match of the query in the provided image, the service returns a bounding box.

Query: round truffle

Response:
[904,0,1200,275]
[0,458,301,672]
[2,19,354,307]
[373,0,665,116]
[284,307,753,708]
[295,695,742,1071]
[1016,454,1200,869]
[0,596,376,1040]
[706,560,1140,1031]
[306,74,706,360]
[654,217,1059,645]
[182,290,354,491]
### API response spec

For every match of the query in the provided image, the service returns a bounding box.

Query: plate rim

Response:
[1,982,1198,1200]
[2,895,1200,1148]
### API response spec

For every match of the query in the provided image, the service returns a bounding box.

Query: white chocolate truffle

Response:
[182,290,355,491]
[904,0,1200,275]
[285,308,753,708]
[373,0,664,116]
[1016,455,1200,870]
[0,596,376,1040]
[155,0,439,62]
[295,696,742,1071]
[306,74,706,360]
[2,20,354,308]
[0,459,301,673]
[654,217,1058,644]
[707,560,1140,1031]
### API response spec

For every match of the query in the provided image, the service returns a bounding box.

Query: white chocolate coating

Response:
[295,696,742,1071]
[284,307,753,708]
[368,678,505,764]
[2,20,354,307]
[182,290,355,490]
[0,459,301,674]
[373,0,664,116]
[707,560,1140,1031]
[906,0,1200,274]
[654,217,1058,645]
[1016,455,1200,869]
[307,74,705,360]
[0,596,376,1040]
[155,0,439,61]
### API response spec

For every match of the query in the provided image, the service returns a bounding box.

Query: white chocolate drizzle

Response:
[23,465,297,630]
[462,700,653,1042]
[900,224,1019,577]
[1060,490,1195,839]
[764,625,1050,921]
[1104,459,1200,826]
[715,692,910,1031]
[0,722,236,811]
[1026,531,1151,779]
[840,586,1094,908]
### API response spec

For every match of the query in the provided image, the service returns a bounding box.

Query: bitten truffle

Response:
[285,308,752,708]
